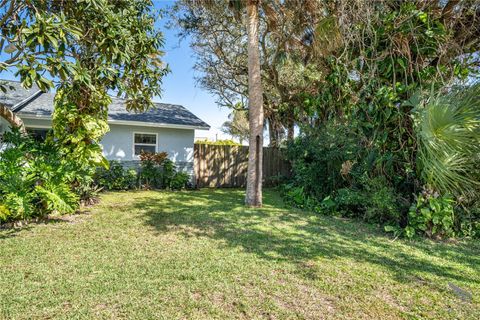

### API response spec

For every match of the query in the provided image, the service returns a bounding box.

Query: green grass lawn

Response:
[1,189,479,319]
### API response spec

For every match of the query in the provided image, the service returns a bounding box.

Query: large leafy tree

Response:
[0,0,81,130]
[173,0,326,206]
[1,0,168,166]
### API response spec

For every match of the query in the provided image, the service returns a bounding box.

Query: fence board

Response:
[194,144,290,188]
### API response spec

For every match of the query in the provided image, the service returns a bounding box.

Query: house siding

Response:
[0,117,12,133]
[23,118,51,128]
[19,118,195,178]
[102,124,195,177]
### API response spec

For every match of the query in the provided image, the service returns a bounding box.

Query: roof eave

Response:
[17,114,211,130]
[108,118,210,130]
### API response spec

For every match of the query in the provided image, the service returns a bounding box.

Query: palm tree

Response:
[178,0,265,206]
[244,0,264,207]
[214,0,265,206]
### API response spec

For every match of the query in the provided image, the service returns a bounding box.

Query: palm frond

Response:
[417,83,480,199]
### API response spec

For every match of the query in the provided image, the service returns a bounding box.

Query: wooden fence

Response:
[194,144,290,188]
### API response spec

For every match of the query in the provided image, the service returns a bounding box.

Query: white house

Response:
[0,80,210,177]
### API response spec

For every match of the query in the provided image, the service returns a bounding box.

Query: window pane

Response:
[134,133,156,144]
[27,128,50,142]
[134,145,156,155]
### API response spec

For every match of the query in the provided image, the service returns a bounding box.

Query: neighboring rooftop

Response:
[0,80,210,129]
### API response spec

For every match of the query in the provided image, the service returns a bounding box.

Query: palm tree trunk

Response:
[245,0,264,207]
[0,104,25,133]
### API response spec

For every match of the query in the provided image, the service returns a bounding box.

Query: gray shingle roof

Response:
[0,80,210,129]
[0,81,42,111]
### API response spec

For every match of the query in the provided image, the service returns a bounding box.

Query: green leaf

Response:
[4,43,17,54]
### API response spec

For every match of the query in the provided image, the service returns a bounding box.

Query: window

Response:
[133,133,157,156]
[27,128,51,142]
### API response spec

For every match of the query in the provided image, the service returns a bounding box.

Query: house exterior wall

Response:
[0,117,12,133]
[22,118,52,128]
[0,117,13,152]
[20,118,195,177]
[101,124,195,176]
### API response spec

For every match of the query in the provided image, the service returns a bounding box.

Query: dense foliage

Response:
[1,0,168,221]
[282,124,409,228]
[94,161,138,191]
[195,139,241,146]
[0,140,191,223]
[0,130,81,222]
[94,152,191,192]
[281,1,480,238]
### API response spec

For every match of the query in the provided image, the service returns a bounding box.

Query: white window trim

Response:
[132,132,158,159]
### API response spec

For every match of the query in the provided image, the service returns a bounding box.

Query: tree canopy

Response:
[173,0,479,147]
[1,0,169,166]
[221,108,249,144]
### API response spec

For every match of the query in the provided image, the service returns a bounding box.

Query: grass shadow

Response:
[130,189,480,288]
[0,214,85,240]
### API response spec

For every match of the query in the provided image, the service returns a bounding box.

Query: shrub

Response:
[68,165,108,206]
[138,152,189,190]
[285,122,360,199]
[0,129,80,222]
[333,176,404,225]
[139,151,168,189]
[35,182,78,215]
[405,190,456,239]
[161,159,176,188]
[94,153,191,191]
[457,203,480,238]
[282,110,480,238]
[283,121,408,225]
[95,161,137,190]
[170,172,190,190]
[281,184,308,208]
[0,205,10,221]
[334,188,364,216]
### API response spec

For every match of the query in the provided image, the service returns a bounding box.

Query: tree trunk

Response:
[245,0,264,207]
[0,104,25,133]
[287,118,294,141]
[268,118,278,147]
